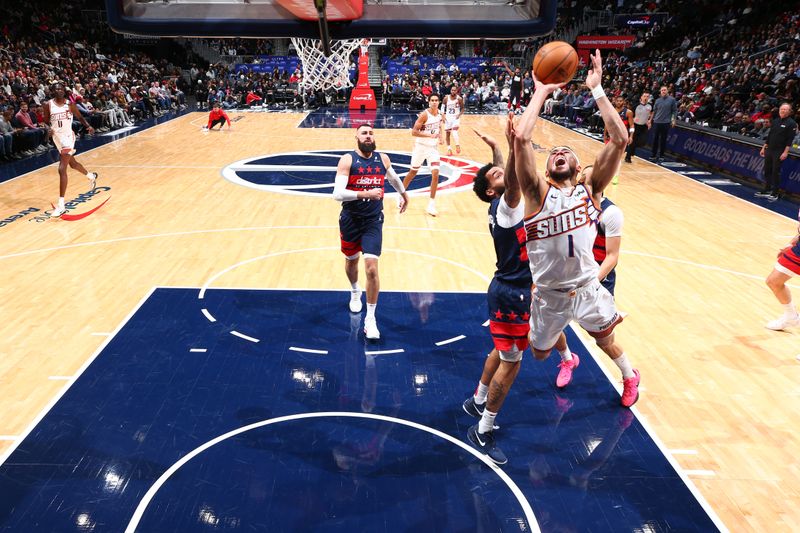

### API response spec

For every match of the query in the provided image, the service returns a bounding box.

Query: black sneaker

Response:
[462,396,486,418]
[767,193,779,202]
[467,424,507,465]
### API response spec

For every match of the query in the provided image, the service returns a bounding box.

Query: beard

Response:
[549,165,576,182]
[358,140,376,154]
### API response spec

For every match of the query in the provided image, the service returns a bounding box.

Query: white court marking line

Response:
[0,113,192,187]
[90,332,112,336]
[435,335,466,346]
[198,246,490,301]
[189,348,207,353]
[4,224,795,292]
[568,326,729,532]
[123,411,540,533]
[0,287,158,468]
[201,308,216,323]
[92,164,220,169]
[684,470,717,477]
[365,349,405,355]
[482,319,490,327]
[0,436,19,441]
[669,449,699,455]
[548,119,799,223]
[197,247,490,342]
[48,376,73,381]
[230,330,260,343]
[289,347,328,355]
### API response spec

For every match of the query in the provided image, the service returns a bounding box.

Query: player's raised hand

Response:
[472,128,497,148]
[585,49,603,90]
[531,70,564,97]
[505,111,516,148]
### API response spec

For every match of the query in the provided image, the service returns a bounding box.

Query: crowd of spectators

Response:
[0,0,191,162]
[2,0,799,166]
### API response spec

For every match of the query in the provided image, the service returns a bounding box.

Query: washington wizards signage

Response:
[222,150,480,196]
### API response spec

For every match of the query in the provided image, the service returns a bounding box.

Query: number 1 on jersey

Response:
[567,235,574,258]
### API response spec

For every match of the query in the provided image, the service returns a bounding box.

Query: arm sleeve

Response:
[224,111,231,125]
[601,204,624,237]
[206,112,214,128]
[333,173,358,202]
[385,166,405,194]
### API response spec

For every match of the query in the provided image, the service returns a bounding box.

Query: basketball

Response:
[533,41,579,85]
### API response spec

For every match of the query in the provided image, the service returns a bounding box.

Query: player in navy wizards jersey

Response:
[582,165,624,296]
[334,123,410,340]
[463,115,571,465]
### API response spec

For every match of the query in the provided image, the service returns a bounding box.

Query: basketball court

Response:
[1,0,799,531]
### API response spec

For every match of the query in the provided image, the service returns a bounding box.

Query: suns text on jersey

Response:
[524,200,599,241]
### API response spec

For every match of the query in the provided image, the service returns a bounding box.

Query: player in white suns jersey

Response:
[402,94,443,216]
[514,50,641,407]
[443,85,463,156]
[41,82,98,218]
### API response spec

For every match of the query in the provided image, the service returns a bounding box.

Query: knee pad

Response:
[499,345,522,362]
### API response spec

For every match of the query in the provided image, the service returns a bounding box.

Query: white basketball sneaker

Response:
[426,199,438,217]
[766,314,800,331]
[349,288,363,313]
[87,172,98,190]
[364,317,380,339]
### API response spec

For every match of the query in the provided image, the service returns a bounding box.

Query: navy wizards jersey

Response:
[343,150,386,218]
[489,198,531,286]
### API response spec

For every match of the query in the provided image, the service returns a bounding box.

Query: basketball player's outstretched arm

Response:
[585,50,627,195]
[514,74,561,211]
[472,128,504,168]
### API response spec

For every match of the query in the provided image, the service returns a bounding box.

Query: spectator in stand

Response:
[756,103,797,201]
[0,112,20,160]
[13,102,47,154]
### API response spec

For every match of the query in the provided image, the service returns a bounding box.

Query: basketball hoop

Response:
[291,37,364,92]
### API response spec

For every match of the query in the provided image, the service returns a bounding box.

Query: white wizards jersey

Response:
[48,99,73,138]
[523,183,601,290]
[444,95,461,116]
[415,109,441,147]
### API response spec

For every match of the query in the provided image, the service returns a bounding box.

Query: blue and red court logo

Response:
[222,150,480,197]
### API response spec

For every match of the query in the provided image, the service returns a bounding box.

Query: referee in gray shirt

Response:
[648,86,677,162]
[626,92,651,163]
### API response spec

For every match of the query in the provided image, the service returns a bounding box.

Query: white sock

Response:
[350,282,359,292]
[782,302,798,317]
[57,197,65,209]
[85,171,93,178]
[474,382,489,404]
[479,408,497,434]
[428,198,435,206]
[613,353,635,379]
[366,303,376,320]
[559,345,572,362]
[452,130,459,145]
[448,144,452,151]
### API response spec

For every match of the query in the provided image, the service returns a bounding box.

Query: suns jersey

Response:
[523,183,601,290]
[342,150,386,218]
[415,109,441,147]
[489,196,531,286]
[48,99,73,138]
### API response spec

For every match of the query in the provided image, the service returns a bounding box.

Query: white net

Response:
[290,37,366,92]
